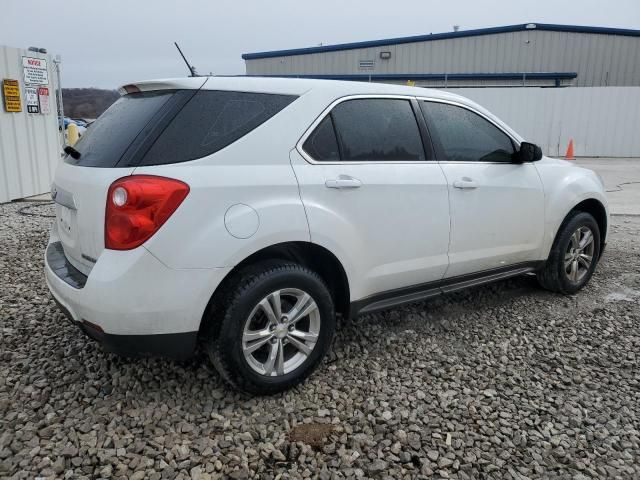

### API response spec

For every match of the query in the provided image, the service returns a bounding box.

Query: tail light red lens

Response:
[105,175,189,250]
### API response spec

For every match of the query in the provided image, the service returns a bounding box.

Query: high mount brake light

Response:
[121,84,141,94]
[105,175,189,250]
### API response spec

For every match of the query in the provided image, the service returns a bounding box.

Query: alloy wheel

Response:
[564,226,595,283]
[242,288,321,376]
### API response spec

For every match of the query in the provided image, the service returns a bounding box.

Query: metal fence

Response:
[449,86,640,157]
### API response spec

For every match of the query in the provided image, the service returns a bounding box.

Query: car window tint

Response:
[421,102,515,162]
[302,115,340,161]
[66,91,175,167]
[140,90,297,165]
[331,99,425,161]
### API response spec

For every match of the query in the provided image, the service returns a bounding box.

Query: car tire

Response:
[205,262,335,395]
[537,211,601,294]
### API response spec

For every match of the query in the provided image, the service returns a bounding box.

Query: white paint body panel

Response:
[290,150,450,300]
[46,221,230,335]
[533,157,609,257]
[440,162,545,277]
[44,77,609,338]
[52,163,135,275]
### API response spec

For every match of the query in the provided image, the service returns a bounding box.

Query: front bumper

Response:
[44,232,230,360]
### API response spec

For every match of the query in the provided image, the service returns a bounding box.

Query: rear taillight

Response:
[105,175,189,250]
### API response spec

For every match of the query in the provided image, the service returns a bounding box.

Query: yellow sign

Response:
[3,79,22,112]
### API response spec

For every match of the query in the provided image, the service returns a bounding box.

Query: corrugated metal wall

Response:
[451,87,640,157]
[0,45,61,203]
[246,30,640,87]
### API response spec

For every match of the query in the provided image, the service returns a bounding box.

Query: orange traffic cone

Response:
[564,139,575,160]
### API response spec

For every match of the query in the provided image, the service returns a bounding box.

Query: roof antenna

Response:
[174,42,198,77]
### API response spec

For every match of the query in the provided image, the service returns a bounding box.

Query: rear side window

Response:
[66,91,175,167]
[302,115,340,161]
[421,101,515,162]
[139,90,297,165]
[331,99,425,161]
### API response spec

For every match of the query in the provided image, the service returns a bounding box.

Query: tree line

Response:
[62,88,119,119]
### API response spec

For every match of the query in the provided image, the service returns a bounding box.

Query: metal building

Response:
[0,45,62,203]
[242,23,640,88]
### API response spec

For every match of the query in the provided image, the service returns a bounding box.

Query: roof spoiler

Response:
[117,77,208,96]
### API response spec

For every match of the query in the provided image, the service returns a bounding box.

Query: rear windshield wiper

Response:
[64,145,81,159]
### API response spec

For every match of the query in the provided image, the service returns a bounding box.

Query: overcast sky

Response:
[3,0,639,89]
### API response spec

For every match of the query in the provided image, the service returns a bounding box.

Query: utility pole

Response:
[53,54,65,148]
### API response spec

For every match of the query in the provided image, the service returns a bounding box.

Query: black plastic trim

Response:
[349,261,543,317]
[80,322,197,361]
[410,98,436,161]
[46,241,88,289]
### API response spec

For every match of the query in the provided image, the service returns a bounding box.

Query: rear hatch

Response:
[52,79,206,275]
[52,77,299,275]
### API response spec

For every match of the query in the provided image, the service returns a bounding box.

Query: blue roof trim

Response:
[245,72,578,81]
[242,23,640,60]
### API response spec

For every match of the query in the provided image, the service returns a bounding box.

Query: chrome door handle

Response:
[325,176,362,189]
[452,178,478,189]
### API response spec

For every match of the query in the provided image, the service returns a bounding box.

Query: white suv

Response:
[46,77,608,393]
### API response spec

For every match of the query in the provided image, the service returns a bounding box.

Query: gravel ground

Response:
[1,202,639,479]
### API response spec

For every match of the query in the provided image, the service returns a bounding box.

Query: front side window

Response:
[304,98,425,162]
[421,101,515,162]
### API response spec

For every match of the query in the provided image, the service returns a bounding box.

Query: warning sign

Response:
[22,57,49,85]
[25,87,39,113]
[38,87,50,114]
[3,79,22,112]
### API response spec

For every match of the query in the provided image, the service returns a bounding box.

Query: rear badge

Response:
[81,253,97,264]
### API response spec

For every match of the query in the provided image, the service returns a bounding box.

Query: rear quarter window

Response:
[302,115,340,161]
[139,90,297,166]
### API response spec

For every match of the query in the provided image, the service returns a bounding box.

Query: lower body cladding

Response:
[44,235,230,360]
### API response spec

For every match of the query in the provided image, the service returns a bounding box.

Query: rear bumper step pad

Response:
[46,241,88,289]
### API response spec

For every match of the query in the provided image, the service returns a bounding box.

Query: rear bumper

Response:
[45,232,231,360]
[51,294,197,360]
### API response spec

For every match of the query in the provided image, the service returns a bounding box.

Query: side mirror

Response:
[516,142,543,162]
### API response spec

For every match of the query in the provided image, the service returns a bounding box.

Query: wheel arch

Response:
[199,241,350,336]
[569,198,607,255]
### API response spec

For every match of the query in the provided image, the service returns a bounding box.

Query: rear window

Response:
[65,91,175,167]
[139,90,297,166]
[331,99,425,161]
